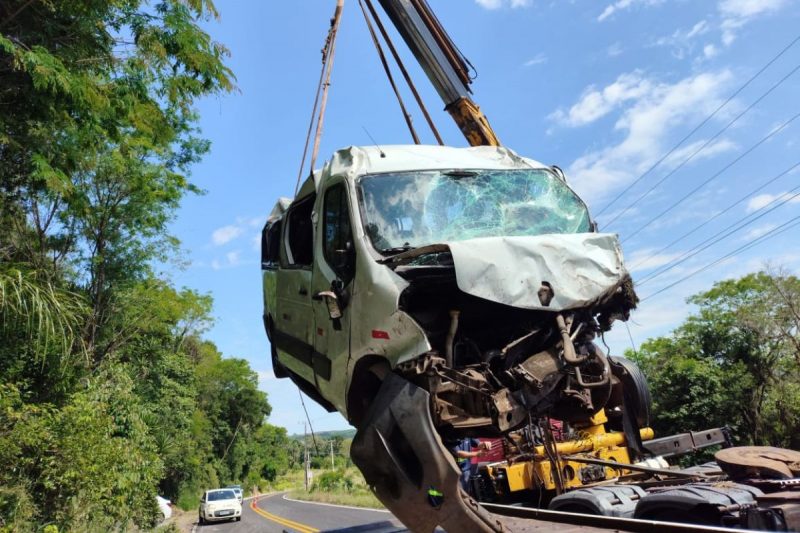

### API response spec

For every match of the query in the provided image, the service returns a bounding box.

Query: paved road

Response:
[191,493,625,532]
[251,493,405,532]
[191,493,404,533]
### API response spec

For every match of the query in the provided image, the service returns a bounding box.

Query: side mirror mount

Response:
[314,290,342,320]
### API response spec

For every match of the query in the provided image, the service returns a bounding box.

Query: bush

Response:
[312,470,353,492]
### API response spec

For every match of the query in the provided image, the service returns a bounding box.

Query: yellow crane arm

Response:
[376,0,501,147]
[446,97,500,147]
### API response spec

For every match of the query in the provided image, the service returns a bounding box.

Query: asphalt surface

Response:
[191,493,622,532]
[192,493,404,533]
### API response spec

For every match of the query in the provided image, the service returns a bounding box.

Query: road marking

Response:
[281,493,390,513]
[250,496,320,533]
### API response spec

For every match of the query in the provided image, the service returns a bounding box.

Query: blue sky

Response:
[168,0,800,433]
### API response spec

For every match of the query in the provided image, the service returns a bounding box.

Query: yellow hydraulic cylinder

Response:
[488,412,655,494]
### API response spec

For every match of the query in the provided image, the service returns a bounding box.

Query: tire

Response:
[236,516,242,522]
[198,513,205,525]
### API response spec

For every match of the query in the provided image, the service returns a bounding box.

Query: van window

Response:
[261,220,282,269]
[323,184,355,284]
[285,195,315,267]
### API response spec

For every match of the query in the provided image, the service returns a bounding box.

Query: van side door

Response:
[311,181,356,412]
[273,194,316,384]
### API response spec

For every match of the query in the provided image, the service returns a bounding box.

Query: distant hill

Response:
[289,428,356,440]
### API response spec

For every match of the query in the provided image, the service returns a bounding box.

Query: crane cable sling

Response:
[294,0,345,196]
[358,0,420,144]
[361,0,444,145]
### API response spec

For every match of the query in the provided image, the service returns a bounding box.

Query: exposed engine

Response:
[390,248,639,438]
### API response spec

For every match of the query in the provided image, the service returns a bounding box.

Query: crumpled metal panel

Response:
[446,233,626,311]
[324,144,549,180]
[351,373,504,533]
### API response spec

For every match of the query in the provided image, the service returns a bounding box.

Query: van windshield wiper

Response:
[380,244,416,255]
[378,243,451,266]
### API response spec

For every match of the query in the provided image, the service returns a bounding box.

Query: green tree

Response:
[631,270,800,448]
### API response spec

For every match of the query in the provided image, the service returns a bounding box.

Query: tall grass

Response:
[278,468,384,509]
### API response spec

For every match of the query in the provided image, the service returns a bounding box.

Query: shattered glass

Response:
[358,169,591,252]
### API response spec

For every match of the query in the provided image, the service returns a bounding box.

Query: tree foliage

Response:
[630,270,800,449]
[0,2,291,530]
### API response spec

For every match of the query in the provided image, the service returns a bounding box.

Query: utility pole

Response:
[330,440,335,470]
[303,421,309,491]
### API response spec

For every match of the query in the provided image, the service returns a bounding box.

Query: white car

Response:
[198,489,241,524]
[226,485,243,503]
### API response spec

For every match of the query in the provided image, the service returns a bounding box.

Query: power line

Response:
[603,60,800,230]
[596,32,800,218]
[641,214,800,302]
[620,109,800,244]
[636,184,800,287]
[628,160,800,272]
[298,390,319,455]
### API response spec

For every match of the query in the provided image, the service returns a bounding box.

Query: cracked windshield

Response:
[359,169,591,251]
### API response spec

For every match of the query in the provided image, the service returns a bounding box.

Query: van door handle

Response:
[298,287,308,296]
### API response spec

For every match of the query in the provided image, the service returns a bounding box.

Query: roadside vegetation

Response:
[2,0,798,530]
[282,468,384,510]
[629,270,800,457]
[0,1,291,531]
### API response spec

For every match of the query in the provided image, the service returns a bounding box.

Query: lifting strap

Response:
[358,0,420,144]
[361,0,444,145]
[294,0,345,195]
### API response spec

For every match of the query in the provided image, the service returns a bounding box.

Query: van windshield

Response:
[358,169,591,253]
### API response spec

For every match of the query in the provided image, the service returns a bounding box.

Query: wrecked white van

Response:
[261,144,637,433]
[261,144,639,531]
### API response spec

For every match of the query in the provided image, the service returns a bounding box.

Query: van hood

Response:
[389,233,629,312]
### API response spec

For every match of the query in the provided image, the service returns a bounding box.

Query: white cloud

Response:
[226,250,241,265]
[475,0,531,9]
[560,70,732,204]
[523,53,547,67]
[719,0,788,45]
[703,43,719,59]
[743,223,777,240]
[746,191,800,212]
[653,20,710,59]
[661,137,737,169]
[211,225,243,246]
[211,250,243,270]
[549,71,653,127]
[597,0,663,22]
[607,42,624,57]
[626,248,685,273]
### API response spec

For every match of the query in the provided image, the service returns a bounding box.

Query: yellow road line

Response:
[250,496,320,533]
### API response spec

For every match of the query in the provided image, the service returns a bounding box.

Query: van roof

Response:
[293,144,549,202]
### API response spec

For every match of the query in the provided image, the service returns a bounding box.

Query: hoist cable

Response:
[293,28,332,195]
[358,0,421,144]
[362,0,444,145]
[294,2,345,195]
[309,0,345,180]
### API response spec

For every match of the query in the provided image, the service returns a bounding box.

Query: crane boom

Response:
[376,0,501,146]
